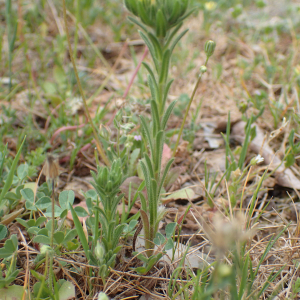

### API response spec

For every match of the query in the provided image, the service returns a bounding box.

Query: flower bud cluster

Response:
[124,0,190,37]
[92,159,122,195]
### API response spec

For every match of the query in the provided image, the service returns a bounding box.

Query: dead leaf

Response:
[164,166,185,191]
[162,188,195,204]
[174,141,190,165]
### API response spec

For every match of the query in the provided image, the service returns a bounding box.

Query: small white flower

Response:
[250,154,264,165]
[67,96,83,115]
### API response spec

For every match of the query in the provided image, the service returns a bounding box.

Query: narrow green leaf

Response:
[147,31,163,59]
[139,192,148,212]
[140,160,152,203]
[162,101,176,130]
[257,265,285,297]
[176,9,196,25]
[127,16,148,33]
[144,154,155,180]
[158,158,174,196]
[140,209,150,242]
[162,79,174,113]
[137,1,153,27]
[155,131,165,176]
[168,1,181,24]
[139,31,159,71]
[169,29,188,55]
[0,137,25,204]
[238,117,252,169]
[140,115,154,155]
[69,204,89,260]
[150,100,160,136]
[148,180,157,230]
[155,9,167,37]
[112,224,126,250]
[159,50,171,84]
[142,62,158,89]
[148,75,157,104]
[254,223,289,277]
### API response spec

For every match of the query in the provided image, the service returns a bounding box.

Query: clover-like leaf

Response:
[59,190,75,210]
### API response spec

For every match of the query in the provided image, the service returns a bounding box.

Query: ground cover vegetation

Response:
[1,0,300,299]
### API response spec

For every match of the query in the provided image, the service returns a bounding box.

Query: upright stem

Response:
[62,0,110,166]
[50,179,55,248]
[173,58,209,156]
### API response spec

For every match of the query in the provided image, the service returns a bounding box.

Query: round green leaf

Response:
[17,163,28,180]
[58,280,75,300]
[165,222,177,239]
[1,285,30,300]
[21,188,34,202]
[54,231,65,245]
[35,216,47,227]
[35,196,52,210]
[25,200,37,211]
[45,204,63,218]
[74,206,88,217]
[33,235,51,245]
[59,190,75,210]
[38,228,49,236]
[64,229,78,243]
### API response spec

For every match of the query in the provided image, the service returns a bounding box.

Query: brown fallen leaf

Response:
[162,188,195,204]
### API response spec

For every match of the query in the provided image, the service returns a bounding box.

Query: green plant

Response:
[0,138,26,217]
[167,215,287,299]
[69,159,128,282]
[285,129,300,168]
[134,222,177,274]
[0,234,19,288]
[124,0,197,257]
[31,247,75,300]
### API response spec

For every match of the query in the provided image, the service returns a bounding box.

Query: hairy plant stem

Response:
[50,178,55,248]
[173,57,209,156]
[62,0,110,166]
